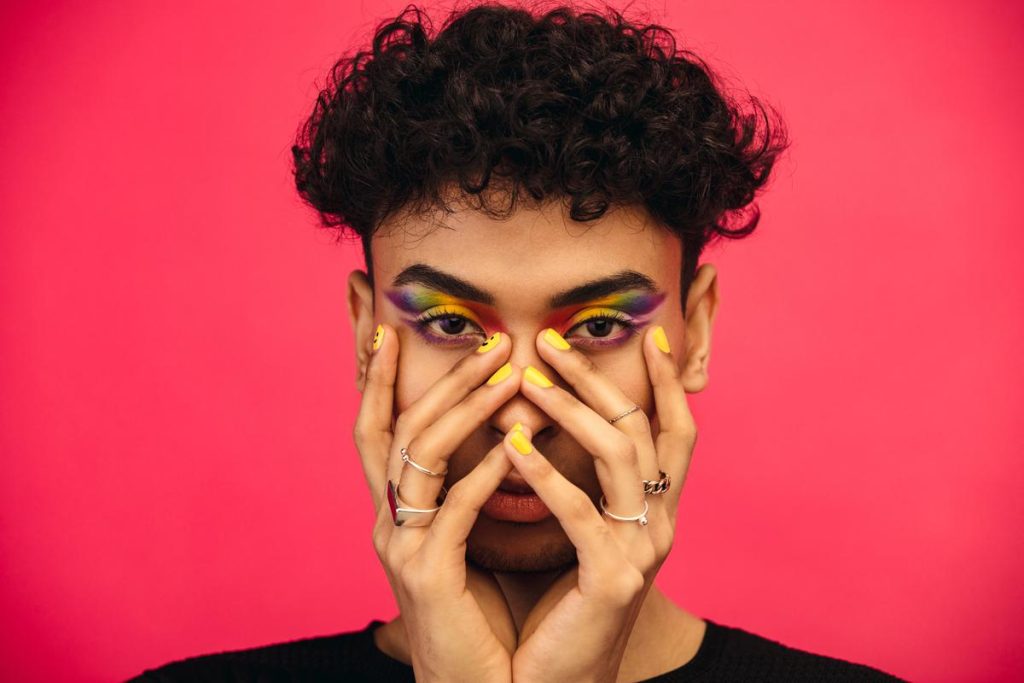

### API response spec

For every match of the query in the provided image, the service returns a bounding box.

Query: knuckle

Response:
[651,524,675,557]
[531,453,557,481]
[352,420,377,450]
[629,410,652,435]
[397,564,420,593]
[567,491,596,523]
[624,567,646,595]
[371,527,388,560]
[608,436,637,465]
[595,567,645,606]
[633,542,659,575]
[575,351,598,376]
[670,361,683,381]
[452,351,487,387]
[365,355,395,387]
[441,482,470,509]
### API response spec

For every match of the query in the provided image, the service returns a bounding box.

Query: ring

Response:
[386,479,448,527]
[643,470,671,495]
[599,495,649,526]
[400,447,447,478]
[607,404,640,424]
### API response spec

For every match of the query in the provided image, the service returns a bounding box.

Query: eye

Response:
[564,309,640,347]
[412,305,487,345]
[432,314,470,335]
[573,317,619,338]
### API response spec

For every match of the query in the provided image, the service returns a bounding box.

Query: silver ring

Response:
[599,495,649,526]
[607,405,640,424]
[386,479,448,527]
[400,447,447,478]
[643,470,671,495]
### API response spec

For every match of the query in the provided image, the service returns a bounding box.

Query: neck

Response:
[373,571,707,682]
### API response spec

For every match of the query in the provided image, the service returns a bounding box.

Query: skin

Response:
[346,193,719,681]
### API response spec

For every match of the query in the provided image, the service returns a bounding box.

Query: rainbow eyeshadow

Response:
[385,287,501,347]
[545,290,668,349]
[386,285,667,350]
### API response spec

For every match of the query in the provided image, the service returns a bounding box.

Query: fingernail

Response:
[542,328,571,350]
[477,332,502,353]
[511,421,523,432]
[652,326,671,354]
[487,362,513,386]
[372,324,384,351]
[510,429,533,455]
[524,365,553,388]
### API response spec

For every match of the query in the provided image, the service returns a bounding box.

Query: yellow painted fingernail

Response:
[487,362,513,385]
[510,429,533,455]
[511,421,523,432]
[477,332,502,353]
[524,365,553,388]
[372,324,384,351]
[652,326,671,354]
[542,328,571,350]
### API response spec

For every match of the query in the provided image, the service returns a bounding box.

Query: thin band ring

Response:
[599,495,649,526]
[607,404,640,424]
[400,446,447,478]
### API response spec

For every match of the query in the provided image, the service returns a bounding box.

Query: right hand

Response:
[354,323,521,683]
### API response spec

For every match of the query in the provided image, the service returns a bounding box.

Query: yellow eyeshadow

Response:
[565,307,627,327]
[419,303,482,325]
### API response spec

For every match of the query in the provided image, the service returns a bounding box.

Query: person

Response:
[130,3,905,681]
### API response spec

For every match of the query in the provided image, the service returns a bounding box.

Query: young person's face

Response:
[348,196,718,573]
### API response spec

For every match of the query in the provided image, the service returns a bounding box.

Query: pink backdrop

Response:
[2,1,1021,681]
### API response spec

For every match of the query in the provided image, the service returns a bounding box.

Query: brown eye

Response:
[438,316,467,335]
[585,319,614,337]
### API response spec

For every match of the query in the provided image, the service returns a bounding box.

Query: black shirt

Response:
[127,618,906,682]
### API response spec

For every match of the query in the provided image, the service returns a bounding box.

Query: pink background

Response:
[2,1,1021,681]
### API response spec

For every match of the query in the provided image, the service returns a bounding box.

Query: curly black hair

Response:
[291,1,790,303]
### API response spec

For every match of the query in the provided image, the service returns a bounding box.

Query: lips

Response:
[481,488,552,523]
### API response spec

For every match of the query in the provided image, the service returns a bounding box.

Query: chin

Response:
[466,517,579,573]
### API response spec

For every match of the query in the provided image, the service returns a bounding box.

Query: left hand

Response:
[501,325,697,683]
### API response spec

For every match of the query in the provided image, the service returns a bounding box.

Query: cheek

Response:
[393,341,457,414]
[592,353,653,410]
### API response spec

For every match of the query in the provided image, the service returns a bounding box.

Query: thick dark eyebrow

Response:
[391,264,496,305]
[390,264,660,309]
[548,270,659,309]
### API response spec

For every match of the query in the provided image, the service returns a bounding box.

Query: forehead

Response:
[372,199,682,306]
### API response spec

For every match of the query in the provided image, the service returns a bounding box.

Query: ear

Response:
[346,269,375,392]
[680,263,719,393]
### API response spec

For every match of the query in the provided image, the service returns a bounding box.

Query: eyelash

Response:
[411,308,642,348]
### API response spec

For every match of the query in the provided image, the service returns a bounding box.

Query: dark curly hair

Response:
[291,1,790,305]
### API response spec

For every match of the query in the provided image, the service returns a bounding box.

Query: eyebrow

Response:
[390,263,660,309]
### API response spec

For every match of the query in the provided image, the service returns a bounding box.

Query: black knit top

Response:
[128,618,906,682]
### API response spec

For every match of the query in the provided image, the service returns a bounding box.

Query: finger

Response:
[534,327,662,492]
[394,362,522,509]
[419,441,513,566]
[642,324,698,520]
[501,425,648,558]
[392,331,511,443]
[518,361,645,521]
[353,322,398,507]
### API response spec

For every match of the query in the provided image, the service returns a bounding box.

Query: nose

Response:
[487,327,561,440]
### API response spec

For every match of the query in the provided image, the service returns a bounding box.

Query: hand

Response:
[500,325,696,683]
[355,324,523,683]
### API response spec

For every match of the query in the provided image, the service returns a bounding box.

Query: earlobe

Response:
[681,263,719,393]
[346,269,375,392]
